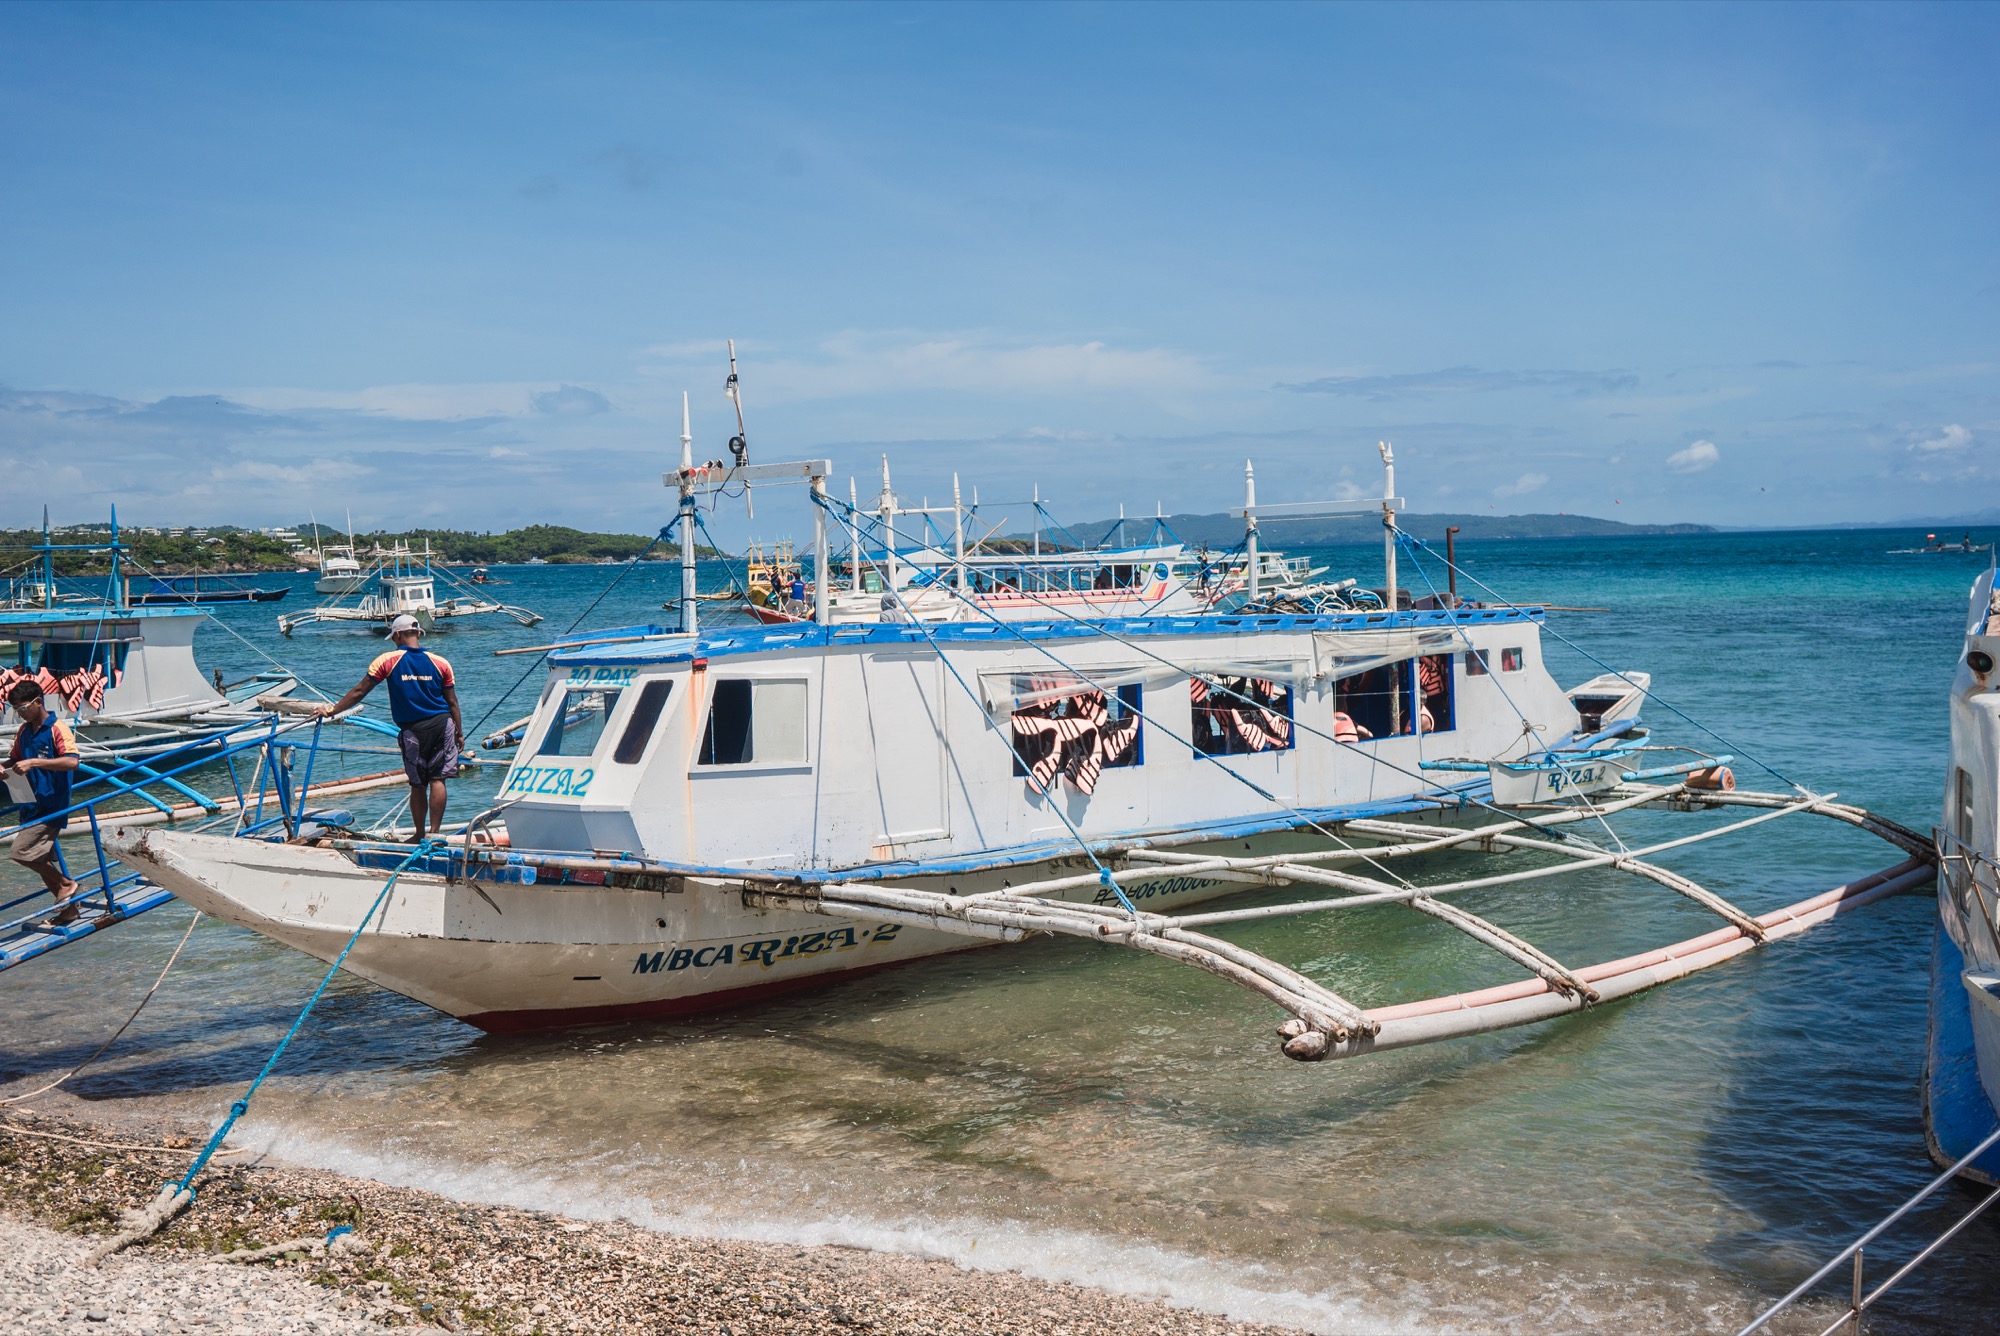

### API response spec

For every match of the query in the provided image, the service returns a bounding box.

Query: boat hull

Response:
[110,826,1350,1031]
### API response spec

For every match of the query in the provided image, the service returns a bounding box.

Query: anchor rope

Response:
[811,494,1483,791]
[1393,534,1631,857]
[168,839,439,1198]
[465,529,670,743]
[1397,532,1804,791]
[1,909,203,1107]
[843,538,1138,914]
[812,493,1582,870]
[815,495,1426,896]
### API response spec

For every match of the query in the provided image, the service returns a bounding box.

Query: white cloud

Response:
[229,383,543,420]
[530,384,611,417]
[1913,423,1972,453]
[1493,471,1548,498]
[1667,439,1720,473]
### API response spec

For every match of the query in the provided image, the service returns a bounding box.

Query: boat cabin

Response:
[498,607,1578,871]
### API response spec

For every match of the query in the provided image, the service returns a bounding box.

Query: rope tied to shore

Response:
[86,839,442,1267]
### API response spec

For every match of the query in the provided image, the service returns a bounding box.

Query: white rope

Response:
[2,910,202,1106]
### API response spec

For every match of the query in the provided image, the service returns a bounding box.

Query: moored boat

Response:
[1927,558,2000,1176]
[113,408,1932,1056]
[129,573,289,605]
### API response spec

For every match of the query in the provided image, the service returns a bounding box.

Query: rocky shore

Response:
[0,1110,1303,1336]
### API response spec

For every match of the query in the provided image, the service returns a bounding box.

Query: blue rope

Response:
[466,528,671,743]
[170,839,440,1196]
[1397,532,1803,790]
[808,491,1139,915]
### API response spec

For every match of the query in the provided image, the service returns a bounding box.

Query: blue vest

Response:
[380,649,452,725]
[14,717,73,830]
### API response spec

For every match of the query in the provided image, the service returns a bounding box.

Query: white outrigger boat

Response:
[279,544,540,636]
[2,519,301,762]
[113,410,1933,1058]
[747,461,1215,625]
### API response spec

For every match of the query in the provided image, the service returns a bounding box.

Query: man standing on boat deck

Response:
[317,615,463,834]
[3,678,82,925]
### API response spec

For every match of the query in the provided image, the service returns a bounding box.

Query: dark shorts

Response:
[9,820,59,866]
[398,715,461,786]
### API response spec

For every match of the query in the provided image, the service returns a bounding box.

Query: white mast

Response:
[1245,460,1259,602]
[878,455,897,597]
[679,393,697,636]
[1032,484,1040,558]
[952,473,966,593]
[1379,441,1397,617]
[848,478,862,592]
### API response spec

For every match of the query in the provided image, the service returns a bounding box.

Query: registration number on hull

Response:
[634,923,903,975]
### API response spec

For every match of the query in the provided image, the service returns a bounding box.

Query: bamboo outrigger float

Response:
[103,372,1937,1059]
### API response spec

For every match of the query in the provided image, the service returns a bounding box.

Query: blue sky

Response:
[2,2,1995,538]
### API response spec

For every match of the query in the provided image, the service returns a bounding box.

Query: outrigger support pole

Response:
[693,782,1933,1065]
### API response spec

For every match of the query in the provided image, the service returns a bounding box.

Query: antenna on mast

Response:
[725,339,754,519]
[725,340,749,467]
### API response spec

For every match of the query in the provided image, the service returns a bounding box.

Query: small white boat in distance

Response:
[279,545,541,636]
[313,547,365,596]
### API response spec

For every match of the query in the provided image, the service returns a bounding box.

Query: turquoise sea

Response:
[2,527,1995,1333]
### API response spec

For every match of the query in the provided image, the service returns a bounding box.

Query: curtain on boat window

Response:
[1010,682,1141,795]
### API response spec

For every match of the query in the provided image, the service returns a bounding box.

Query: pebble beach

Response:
[0,1108,1303,1336]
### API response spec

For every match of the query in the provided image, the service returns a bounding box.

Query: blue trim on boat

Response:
[377,718,1638,887]
[0,604,208,627]
[1924,921,2000,1184]
[548,606,1549,669]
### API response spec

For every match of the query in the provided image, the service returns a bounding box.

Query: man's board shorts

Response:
[398,714,461,786]
[9,820,58,867]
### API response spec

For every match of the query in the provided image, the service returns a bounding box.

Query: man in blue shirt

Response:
[4,678,82,925]
[318,615,464,834]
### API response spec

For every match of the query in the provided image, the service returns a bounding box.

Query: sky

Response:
[1,2,1996,540]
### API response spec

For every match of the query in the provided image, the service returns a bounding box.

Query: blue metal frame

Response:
[0,712,343,971]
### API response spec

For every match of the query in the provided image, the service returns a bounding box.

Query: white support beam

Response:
[663,460,831,493]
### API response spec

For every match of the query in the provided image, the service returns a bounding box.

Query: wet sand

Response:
[0,1108,1306,1335]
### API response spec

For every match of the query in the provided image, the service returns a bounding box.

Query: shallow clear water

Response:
[3,530,1995,1332]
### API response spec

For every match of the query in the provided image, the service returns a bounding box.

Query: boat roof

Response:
[546,605,1545,668]
[867,542,1187,566]
[0,604,206,628]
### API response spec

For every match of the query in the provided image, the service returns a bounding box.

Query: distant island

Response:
[1042,510,1716,548]
[0,522,711,576]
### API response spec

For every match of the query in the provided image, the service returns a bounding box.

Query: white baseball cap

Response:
[388,614,422,635]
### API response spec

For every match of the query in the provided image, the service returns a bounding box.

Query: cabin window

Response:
[1010,684,1142,793]
[537,686,622,758]
[1335,664,1403,740]
[1957,767,1978,844]
[1500,647,1525,672]
[1192,675,1294,756]
[1464,648,1490,676]
[611,679,674,765]
[698,678,808,766]
[1416,654,1453,734]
